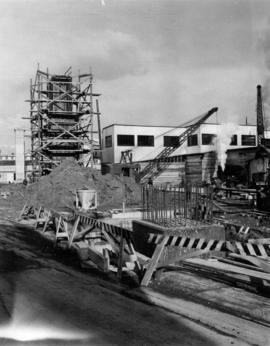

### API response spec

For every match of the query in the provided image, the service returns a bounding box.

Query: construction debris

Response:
[23,159,141,211]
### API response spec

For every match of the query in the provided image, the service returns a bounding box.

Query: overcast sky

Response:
[0,0,270,152]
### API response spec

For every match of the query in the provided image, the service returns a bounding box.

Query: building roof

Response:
[102,123,184,130]
[102,122,257,131]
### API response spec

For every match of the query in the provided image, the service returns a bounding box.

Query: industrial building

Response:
[102,121,270,185]
[102,122,261,163]
[0,153,32,183]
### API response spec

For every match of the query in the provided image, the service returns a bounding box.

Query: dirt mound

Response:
[24,159,141,211]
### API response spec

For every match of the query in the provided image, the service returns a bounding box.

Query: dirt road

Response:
[0,221,256,346]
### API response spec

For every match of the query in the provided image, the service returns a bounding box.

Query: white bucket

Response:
[76,189,97,210]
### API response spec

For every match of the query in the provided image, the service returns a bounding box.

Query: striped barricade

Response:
[17,204,140,276]
[140,232,270,286]
[76,213,132,241]
[68,212,140,273]
[147,233,270,258]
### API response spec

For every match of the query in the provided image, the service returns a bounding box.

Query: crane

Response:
[120,107,218,183]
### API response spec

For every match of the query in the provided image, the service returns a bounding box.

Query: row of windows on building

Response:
[105,134,256,148]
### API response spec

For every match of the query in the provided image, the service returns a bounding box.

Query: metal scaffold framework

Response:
[28,66,101,178]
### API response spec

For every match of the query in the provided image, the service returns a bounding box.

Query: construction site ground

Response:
[0,200,269,345]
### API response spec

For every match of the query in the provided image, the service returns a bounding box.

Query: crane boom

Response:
[139,107,218,182]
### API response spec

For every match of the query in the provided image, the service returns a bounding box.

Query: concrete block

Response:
[132,219,225,260]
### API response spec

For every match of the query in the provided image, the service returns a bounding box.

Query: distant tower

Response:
[14,129,25,181]
[256,85,265,146]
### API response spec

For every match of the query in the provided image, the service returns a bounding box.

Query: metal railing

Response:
[142,184,213,226]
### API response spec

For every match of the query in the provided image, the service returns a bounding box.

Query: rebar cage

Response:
[142,184,214,226]
[28,67,101,179]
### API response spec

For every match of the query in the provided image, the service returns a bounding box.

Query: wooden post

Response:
[18,203,27,220]
[141,235,168,287]
[35,206,42,230]
[68,215,80,248]
[54,216,62,246]
[42,210,51,233]
[117,227,124,279]
[125,237,141,271]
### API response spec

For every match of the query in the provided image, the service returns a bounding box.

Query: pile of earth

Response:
[0,183,26,220]
[23,159,141,211]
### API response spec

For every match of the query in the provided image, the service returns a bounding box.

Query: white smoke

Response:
[214,123,239,171]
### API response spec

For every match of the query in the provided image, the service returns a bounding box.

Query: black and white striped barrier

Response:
[76,213,131,240]
[147,233,270,258]
[17,204,140,276]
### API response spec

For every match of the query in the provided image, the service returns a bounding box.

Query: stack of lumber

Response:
[178,255,270,294]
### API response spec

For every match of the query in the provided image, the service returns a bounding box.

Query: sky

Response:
[0,0,270,153]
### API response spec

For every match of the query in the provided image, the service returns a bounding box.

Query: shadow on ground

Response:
[0,223,228,346]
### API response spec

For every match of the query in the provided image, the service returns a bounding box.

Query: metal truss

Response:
[28,67,101,178]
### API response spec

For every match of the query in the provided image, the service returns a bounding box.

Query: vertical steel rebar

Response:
[185,183,187,226]
[174,185,176,222]
[169,185,172,224]
[162,185,165,224]
[159,186,162,222]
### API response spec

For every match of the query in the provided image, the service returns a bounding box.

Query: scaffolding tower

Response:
[28,67,101,178]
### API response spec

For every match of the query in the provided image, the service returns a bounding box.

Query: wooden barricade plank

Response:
[117,228,124,279]
[86,247,110,272]
[18,203,27,220]
[157,249,209,269]
[68,215,80,248]
[141,236,169,287]
[229,253,270,274]
[42,210,51,233]
[35,206,41,228]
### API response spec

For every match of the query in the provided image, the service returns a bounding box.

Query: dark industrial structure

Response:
[28,67,101,178]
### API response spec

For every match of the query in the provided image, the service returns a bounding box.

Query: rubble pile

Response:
[24,159,141,211]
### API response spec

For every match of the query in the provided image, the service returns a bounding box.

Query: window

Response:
[230,135,237,146]
[137,135,154,146]
[187,134,198,146]
[202,134,216,145]
[105,135,112,148]
[117,134,134,146]
[163,136,179,147]
[241,135,256,146]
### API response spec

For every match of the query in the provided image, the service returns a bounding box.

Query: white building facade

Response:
[0,154,32,183]
[102,123,263,164]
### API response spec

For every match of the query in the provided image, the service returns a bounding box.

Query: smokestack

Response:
[14,129,25,182]
[257,85,264,146]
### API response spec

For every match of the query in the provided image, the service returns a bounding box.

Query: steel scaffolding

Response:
[28,67,101,178]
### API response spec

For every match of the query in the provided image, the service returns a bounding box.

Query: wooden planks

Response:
[185,258,270,282]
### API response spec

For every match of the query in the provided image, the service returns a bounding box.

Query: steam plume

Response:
[214,123,239,171]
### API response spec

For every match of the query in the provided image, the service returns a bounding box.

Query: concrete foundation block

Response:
[132,220,225,259]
